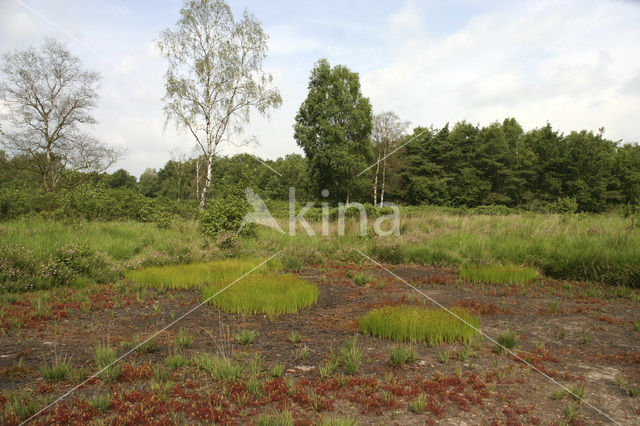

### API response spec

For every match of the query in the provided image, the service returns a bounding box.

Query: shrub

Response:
[53,243,120,284]
[552,197,578,214]
[370,240,405,264]
[360,306,479,345]
[199,197,257,239]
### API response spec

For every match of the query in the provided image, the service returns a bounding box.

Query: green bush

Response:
[370,240,405,264]
[552,197,578,214]
[199,197,257,239]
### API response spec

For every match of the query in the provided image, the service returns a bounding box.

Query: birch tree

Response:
[158,0,281,210]
[371,111,409,206]
[0,38,122,191]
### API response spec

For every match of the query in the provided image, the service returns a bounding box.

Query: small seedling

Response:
[569,385,585,401]
[410,393,427,414]
[551,389,566,400]
[340,336,363,375]
[353,273,373,286]
[270,363,284,378]
[439,350,449,364]
[175,330,194,348]
[288,331,303,343]
[634,322,640,332]
[89,393,111,412]
[40,355,72,381]
[94,343,121,382]
[389,346,417,367]
[165,353,189,370]
[616,378,639,397]
[236,329,259,345]
[494,331,518,354]
[298,345,310,360]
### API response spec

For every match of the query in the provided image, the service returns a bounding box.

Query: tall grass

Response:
[460,264,538,284]
[202,273,318,317]
[129,260,317,317]
[125,258,281,290]
[360,306,479,345]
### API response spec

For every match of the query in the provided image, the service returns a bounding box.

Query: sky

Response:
[1,0,639,177]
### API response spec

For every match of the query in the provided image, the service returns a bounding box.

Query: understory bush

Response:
[0,243,120,292]
[199,197,257,240]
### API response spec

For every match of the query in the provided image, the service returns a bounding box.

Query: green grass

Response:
[288,331,303,343]
[125,258,280,290]
[193,353,244,382]
[174,330,194,348]
[360,306,479,345]
[165,353,190,371]
[256,409,294,426]
[340,336,363,375]
[89,393,111,412]
[410,393,427,414]
[127,259,317,317]
[236,329,259,345]
[353,273,372,286]
[460,264,538,285]
[201,273,318,317]
[389,345,418,367]
[494,331,518,354]
[93,343,121,382]
[40,356,72,381]
[270,363,284,378]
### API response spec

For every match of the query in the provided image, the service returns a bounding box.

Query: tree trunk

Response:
[373,152,380,205]
[380,153,387,207]
[195,157,200,200]
[199,155,213,210]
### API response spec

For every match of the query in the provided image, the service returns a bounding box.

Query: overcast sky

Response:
[1,0,639,177]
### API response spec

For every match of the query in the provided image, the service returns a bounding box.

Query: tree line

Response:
[1,0,638,216]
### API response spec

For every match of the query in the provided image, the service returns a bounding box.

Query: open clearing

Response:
[1,260,639,425]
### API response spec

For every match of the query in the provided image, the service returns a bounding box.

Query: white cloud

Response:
[362,0,640,143]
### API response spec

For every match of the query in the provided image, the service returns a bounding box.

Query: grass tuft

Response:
[461,264,538,285]
[494,331,518,354]
[256,409,294,426]
[193,353,244,382]
[360,306,479,345]
[40,355,72,381]
[389,346,418,367]
[236,329,259,345]
[340,336,363,375]
[89,393,111,412]
[94,343,121,382]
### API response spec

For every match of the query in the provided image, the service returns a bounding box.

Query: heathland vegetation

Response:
[1,0,639,424]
